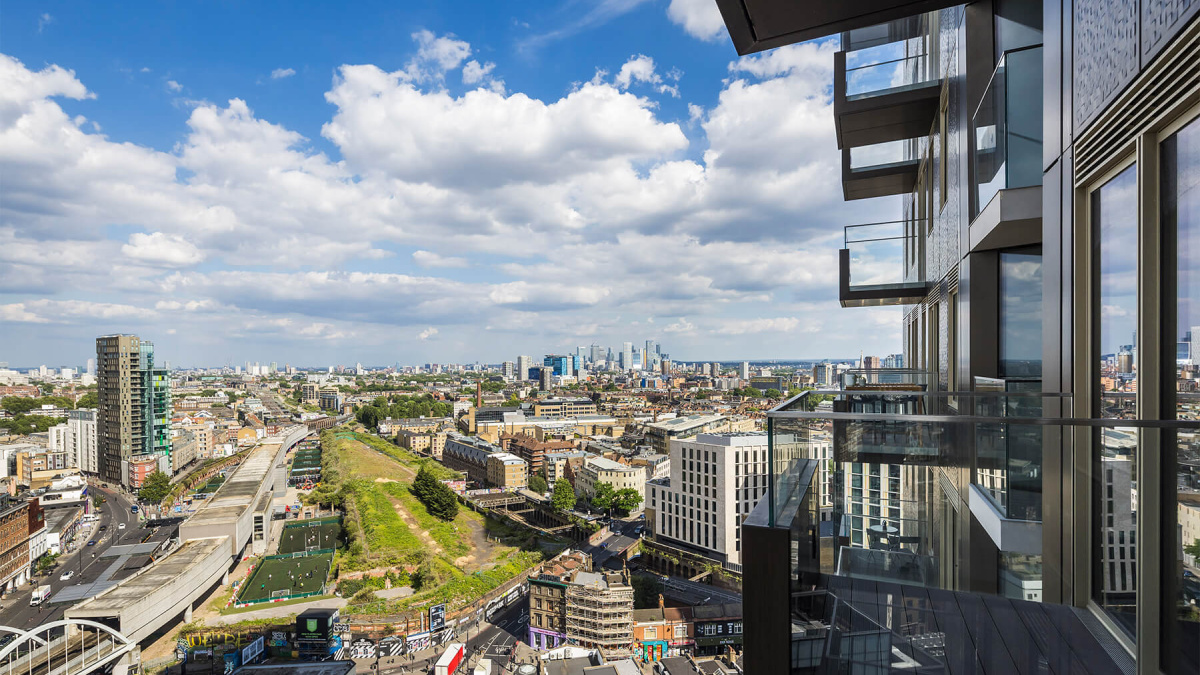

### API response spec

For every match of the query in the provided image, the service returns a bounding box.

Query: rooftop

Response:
[645,414,726,432]
[69,536,227,612]
[584,456,639,473]
[689,432,767,447]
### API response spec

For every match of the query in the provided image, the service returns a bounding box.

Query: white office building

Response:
[67,409,98,475]
[647,432,770,566]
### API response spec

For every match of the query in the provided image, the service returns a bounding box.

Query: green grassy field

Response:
[238,553,333,603]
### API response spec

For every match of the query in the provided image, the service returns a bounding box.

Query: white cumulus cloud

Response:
[270,68,296,79]
[418,327,438,340]
[667,0,726,41]
[122,232,205,266]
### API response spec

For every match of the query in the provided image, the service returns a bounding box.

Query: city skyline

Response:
[0,0,900,366]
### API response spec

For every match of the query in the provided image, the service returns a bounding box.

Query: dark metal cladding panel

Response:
[716,0,964,54]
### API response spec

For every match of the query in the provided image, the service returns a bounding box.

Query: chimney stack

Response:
[476,381,482,408]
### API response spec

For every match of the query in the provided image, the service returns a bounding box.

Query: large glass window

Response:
[999,248,1043,378]
[1093,163,1139,639]
[1164,116,1200,674]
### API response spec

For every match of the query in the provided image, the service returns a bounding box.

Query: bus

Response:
[30,586,51,606]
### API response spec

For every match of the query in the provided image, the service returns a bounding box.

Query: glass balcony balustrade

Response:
[744,388,1200,673]
[839,368,931,390]
[972,46,1043,217]
[841,223,927,306]
[848,140,920,174]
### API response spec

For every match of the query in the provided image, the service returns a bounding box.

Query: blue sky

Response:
[0,0,899,368]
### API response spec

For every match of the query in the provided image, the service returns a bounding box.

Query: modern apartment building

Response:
[67,409,98,475]
[646,433,770,566]
[715,0,1200,672]
[96,334,171,487]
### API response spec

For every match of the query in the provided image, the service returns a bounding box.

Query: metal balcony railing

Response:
[972,45,1043,217]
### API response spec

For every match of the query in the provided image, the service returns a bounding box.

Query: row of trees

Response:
[411,465,459,521]
[547,477,642,516]
[1,394,93,414]
[590,482,643,515]
[355,394,454,429]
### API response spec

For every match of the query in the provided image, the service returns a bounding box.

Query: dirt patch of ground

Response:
[374,477,397,483]
[386,494,443,556]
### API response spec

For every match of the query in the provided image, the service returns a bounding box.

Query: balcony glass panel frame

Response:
[840,19,936,103]
[971,45,1044,218]
[843,221,924,293]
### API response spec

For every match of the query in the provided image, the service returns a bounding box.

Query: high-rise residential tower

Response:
[714,1,1200,673]
[516,355,532,381]
[96,335,172,488]
[621,342,633,371]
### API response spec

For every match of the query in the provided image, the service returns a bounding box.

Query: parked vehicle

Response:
[434,643,465,675]
[30,586,51,606]
[87,540,96,546]
[60,570,74,581]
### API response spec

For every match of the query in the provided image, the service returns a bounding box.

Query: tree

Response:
[528,474,548,494]
[199,389,218,397]
[76,392,98,409]
[139,471,171,504]
[631,574,664,609]
[1186,538,1200,561]
[552,478,577,512]
[764,389,783,399]
[411,465,458,521]
[612,488,643,514]
[591,482,615,512]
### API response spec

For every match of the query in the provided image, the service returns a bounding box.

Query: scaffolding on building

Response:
[565,572,634,654]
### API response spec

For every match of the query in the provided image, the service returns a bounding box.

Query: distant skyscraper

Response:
[516,355,532,381]
[740,361,751,379]
[590,344,604,364]
[621,342,633,370]
[544,354,570,377]
[86,358,95,377]
[577,346,587,367]
[711,362,721,377]
[644,340,659,371]
[96,334,171,488]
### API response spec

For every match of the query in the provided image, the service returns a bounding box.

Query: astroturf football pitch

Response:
[238,553,333,603]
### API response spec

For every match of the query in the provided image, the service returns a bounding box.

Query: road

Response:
[352,594,533,674]
[580,517,642,570]
[0,484,144,631]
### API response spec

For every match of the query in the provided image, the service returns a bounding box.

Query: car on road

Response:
[101,484,108,488]
[118,523,126,530]
[60,570,74,581]
[99,525,107,531]
[87,540,96,546]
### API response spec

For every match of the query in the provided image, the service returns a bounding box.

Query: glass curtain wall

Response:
[1164,116,1200,674]
[1093,164,1140,639]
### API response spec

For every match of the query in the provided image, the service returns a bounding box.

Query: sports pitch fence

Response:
[279,518,341,554]
[236,551,334,604]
